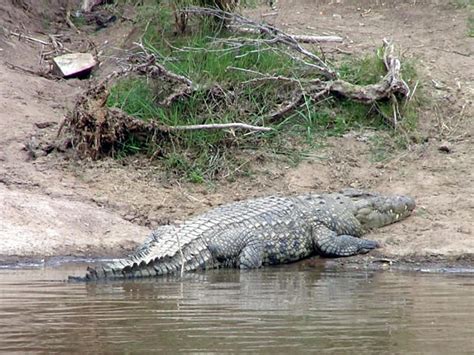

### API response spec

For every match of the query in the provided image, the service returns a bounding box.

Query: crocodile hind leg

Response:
[312,224,379,257]
[206,227,265,269]
[239,238,264,269]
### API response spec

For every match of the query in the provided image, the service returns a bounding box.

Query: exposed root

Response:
[63,83,156,159]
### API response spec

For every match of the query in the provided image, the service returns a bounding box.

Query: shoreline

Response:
[2,253,474,274]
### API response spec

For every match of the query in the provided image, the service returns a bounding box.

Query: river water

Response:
[1,260,473,353]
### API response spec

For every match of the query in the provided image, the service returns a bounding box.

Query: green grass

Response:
[452,0,474,8]
[278,52,421,139]
[451,0,474,36]
[104,2,423,181]
[468,15,474,37]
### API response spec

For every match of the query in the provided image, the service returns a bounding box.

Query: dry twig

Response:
[233,27,343,43]
[160,122,272,132]
[184,6,336,79]
[6,30,50,46]
[66,10,81,34]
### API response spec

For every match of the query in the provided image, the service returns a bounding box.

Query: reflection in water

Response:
[0,262,474,353]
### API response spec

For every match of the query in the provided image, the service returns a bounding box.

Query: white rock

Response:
[52,53,97,78]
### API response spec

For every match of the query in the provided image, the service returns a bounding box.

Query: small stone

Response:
[35,121,57,129]
[438,141,452,153]
[457,227,472,235]
[123,214,136,222]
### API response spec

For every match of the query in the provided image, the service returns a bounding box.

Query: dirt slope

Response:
[0,0,472,264]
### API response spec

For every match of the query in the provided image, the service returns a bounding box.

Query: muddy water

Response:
[285,0,446,6]
[1,261,473,353]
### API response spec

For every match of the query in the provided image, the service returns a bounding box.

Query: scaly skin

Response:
[71,189,415,281]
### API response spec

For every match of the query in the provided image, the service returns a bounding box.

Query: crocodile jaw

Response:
[353,194,416,229]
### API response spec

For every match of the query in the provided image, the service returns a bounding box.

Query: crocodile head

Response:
[341,189,416,229]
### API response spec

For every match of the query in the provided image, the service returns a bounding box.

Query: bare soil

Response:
[0,0,472,267]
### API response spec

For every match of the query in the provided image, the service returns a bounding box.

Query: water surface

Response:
[1,261,473,353]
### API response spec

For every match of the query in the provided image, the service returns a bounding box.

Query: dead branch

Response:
[292,34,343,44]
[261,11,279,18]
[160,122,272,132]
[112,49,196,107]
[382,39,410,94]
[6,30,50,46]
[66,10,81,34]
[233,27,343,43]
[183,9,408,107]
[227,66,300,85]
[229,40,408,122]
[184,6,336,79]
[160,85,194,107]
[133,55,193,87]
[5,62,59,80]
[243,75,300,85]
[328,40,409,104]
[266,91,304,123]
[265,82,330,123]
[329,80,394,103]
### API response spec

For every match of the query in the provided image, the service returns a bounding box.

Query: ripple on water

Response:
[0,264,473,353]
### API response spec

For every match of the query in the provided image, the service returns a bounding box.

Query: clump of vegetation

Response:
[451,0,474,36]
[468,14,474,37]
[452,0,474,8]
[66,1,423,182]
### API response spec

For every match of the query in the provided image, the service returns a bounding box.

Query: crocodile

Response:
[74,189,415,281]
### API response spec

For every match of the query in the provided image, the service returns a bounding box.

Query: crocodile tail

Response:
[71,227,212,281]
[84,265,115,280]
[81,258,167,281]
[68,263,128,282]
[69,226,180,282]
[71,263,127,281]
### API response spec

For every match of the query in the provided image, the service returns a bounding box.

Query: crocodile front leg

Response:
[312,224,379,257]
